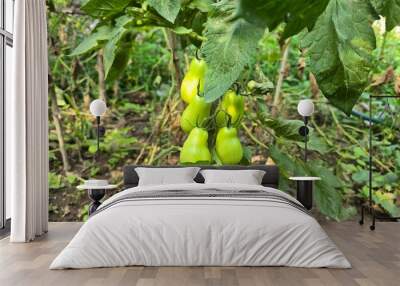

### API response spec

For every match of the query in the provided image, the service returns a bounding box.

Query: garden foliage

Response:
[75,0,400,114]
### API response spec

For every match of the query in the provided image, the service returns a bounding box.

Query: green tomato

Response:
[180,58,207,104]
[180,127,211,164]
[215,127,243,164]
[189,58,207,76]
[216,90,244,127]
[180,95,211,133]
[247,80,257,91]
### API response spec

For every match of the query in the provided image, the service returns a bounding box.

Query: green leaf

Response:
[81,0,132,19]
[239,146,252,165]
[269,145,307,177]
[263,117,304,141]
[71,25,113,56]
[282,0,330,38]
[49,172,65,189]
[188,0,213,13]
[352,170,369,184]
[301,0,377,114]
[66,174,78,185]
[373,191,400,217]
[103,15,134,80]
[237,0,288,29]
[187,12,208,48]
[361,187,400,217]
[294,136,330,155]
[306,161,354,220]
[375,172,398,187]
[395,150,400,169]
[370,0,400,31]
[307,161,343,189]
[201,2,264,102]
[260,112,328,154]
[148,0,181,23]
[88,144,98,154]
[237,0,329,38]
[313,180,350,221]
[105,42,132,81]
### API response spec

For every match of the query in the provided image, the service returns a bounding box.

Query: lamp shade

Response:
[90,99,107,117]
[297,99,314,117]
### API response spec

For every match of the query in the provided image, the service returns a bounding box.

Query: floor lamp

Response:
[297,99,315,162]
[359,95,400,230]
[289,99,320,211]
[89,99,107,160]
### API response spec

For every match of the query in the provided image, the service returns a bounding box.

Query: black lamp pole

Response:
[299,116,310,163]
[304,116,308,163]
[96,116,100,156]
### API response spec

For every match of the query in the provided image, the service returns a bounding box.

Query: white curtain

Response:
[8,0,49,242]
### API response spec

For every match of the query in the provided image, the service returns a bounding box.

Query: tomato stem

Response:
[216,109,232,128]
[195,49,201,60]
[232,114,242,127]
[233,82,241,94]
[196,81,203,98]
[227,113,232,128]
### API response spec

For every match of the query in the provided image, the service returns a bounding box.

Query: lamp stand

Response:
[299,116,310,163]
[359,95,400,230]
[96,116,100,160]
[304,116,308,162]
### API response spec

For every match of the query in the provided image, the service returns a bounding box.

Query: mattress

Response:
[50,183,351,269]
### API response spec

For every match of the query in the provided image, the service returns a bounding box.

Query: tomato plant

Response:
[74,0,400,114]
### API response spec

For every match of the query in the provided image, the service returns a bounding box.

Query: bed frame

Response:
[122,165,280,189]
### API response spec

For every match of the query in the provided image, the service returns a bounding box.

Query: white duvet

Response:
[50,183,351,269]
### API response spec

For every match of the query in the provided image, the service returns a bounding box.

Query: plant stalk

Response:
[49,76,71,173]
[272,38,291,116]
[97,49,107,102]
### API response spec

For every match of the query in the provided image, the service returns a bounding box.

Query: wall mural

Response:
[47,0,400,222]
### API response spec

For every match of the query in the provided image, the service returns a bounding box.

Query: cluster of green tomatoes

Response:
[179,58,245,165]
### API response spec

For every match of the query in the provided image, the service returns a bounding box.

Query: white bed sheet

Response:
[50,183,350,269]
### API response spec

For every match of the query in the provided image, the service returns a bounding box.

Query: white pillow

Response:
[200,169,266,185]
[135,167,200,186]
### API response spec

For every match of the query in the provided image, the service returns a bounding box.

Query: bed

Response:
[50,165,351,269]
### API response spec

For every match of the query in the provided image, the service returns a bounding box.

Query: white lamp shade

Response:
[297,99,315,117]
[90,99,107,117]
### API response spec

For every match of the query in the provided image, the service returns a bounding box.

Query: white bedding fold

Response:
[50,183,351,269]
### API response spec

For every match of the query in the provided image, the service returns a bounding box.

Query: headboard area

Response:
[123,165,280,189]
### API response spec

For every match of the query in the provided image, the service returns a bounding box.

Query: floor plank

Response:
[0,221,399,286]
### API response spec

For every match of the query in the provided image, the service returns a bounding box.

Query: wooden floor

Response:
[0,221,399,286]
